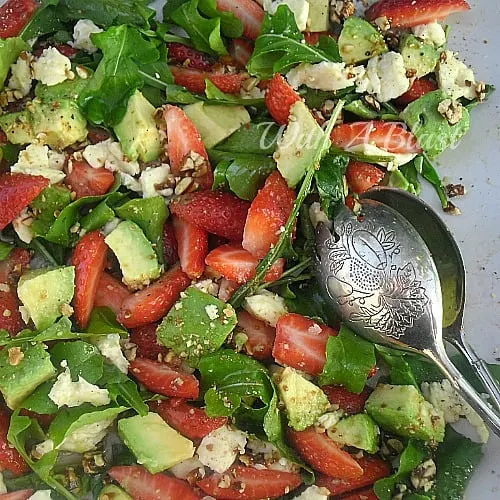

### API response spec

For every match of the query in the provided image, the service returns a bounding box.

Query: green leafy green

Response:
[247,5,341,79]
[315,153,349,218]
[204,80,265,106]
[376,346,419,388]
[0,37,29,89]
[86,307,129,337]
[0,242,13,261]
[420,154,448,209]
[345,99,400,121]
[389,162,422,196]
[51,341,104,383]
[30,185,72,237]
[319,324,376,393]
[20,381,59,415]
[79,199,116,234]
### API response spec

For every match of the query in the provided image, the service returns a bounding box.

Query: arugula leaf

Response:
[315,153,349,218]
[198,0,244,38]
[204,80,265,106]
[51,341,104,383]
[345,99,400,121]
[420,154,448,209]
[319,324,376,393]
[376,346,419,388]
[79,199,116,234]
[0,242,13,261]
[30,185,72,237]
[0,37,29,89]
[20,381,59,415]
[86,307,129,337]
[284,282,337,325]
[20,0,65,40]
[247,5,341,79]
[388,162,422,196]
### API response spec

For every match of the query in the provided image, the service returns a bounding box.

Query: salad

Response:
[0,0,496,498]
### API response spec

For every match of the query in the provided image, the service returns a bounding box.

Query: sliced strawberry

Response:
[152,399,227,440]
[322,386,372,415]
[218,278,239,302]
[237,310,275,360]
[265,74,302,126]
[65,159,115,199]
[316,455,391,496]
[130,358,199,399]
[172,215,208,280]
[168,43,213,71]
[273,313,337,376]
[242,171,296,258]
[198,465,302,499]
[94,271,131,316]
[163,104,213,190]
[130,323,166,361]
[170,191,250,241]
[118,264,191,328]
[396,78,438,106]
[0,490,35,500]
[205,244,284,284]
[216,0,265,39]
[330,121,422,154]
[0,0,38,38]
[303,31,329,45]
[346,161,385,195]
[170,66,245,95]
[342,487,378,500]
[71,231,108,328]
[0,410,28,476]
[229,38,254,68]
[366,0,470,28]
[289,428,363,479]
[109,465,199,500]
[0,173,49,231]
[163,220,179,267]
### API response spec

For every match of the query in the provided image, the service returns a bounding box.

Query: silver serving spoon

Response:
[362,187,500,412]
[315,199,500,437]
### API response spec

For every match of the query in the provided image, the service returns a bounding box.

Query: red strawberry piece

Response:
[273,313,337,376]
[152,399,227,440]
[163,220,179,267]
[130,323,166,361]
[109,465,199,500]
[288,428,364,479]
[218,278,239,302]
[0,173,49,231]
[0,410,29,476]
[321,386,372,415]
[330,121,422,154]
[65,159,115,199]
[303,31,329,45]
[170,191,250,241]
[172,215,208,280]
[130,358,199,399]
[342,487,378,500]
[118,264,191,328]
[87,127,111,144]
[168,43,213,71]
[0,490,35,500]
[229,38,254,67]
[346,161,385,195]
[216,0,265,40]
[366,0,470,28]
[396,78,438,106]
[93,271,131,317]
[242,171,296,258]
[198,465,302,499]
[237,310,275,360]
[265,74,302,126]
[0,0,38,38]
[170,66,245,95]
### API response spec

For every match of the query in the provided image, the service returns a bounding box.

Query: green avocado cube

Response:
[328,413,380,453]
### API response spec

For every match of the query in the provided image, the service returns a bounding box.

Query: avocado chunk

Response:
[275,367,330,431]
[365,384,445,443]
[0,343,55,409]
[184,102,251,149]
[338,17,388,64]
[400,34,439,78]
[118,412,195,473]
[328,413,380,453]
[0,37,29,89]
[99,485,133,500]
[275,101,324,187]
[105,221,161,290]
[114,90,161,162]
[17,266,75,330]
[307,0,330,32]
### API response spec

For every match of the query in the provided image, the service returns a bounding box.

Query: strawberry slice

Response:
[118,264,191,328]
[346,161,385,195]
[242,171,296,258]
[152,399,227,440]
[397,78,438,106]
[273,313,337,376]
[216,0,265,40]
[229,38,254,68]
[316,455,391,496]
[130,358,199,399]
[163,104,213,190]
[170,191,250,241]
[342,488,378,500]
[109,465,199,500]
[65,159,115,199]
[330,121,422,154]
[237,310,275,360]
[198,465,302,499]
[130,323,166,361]
[172,215,208,280]
[94,271,131,316]
[0,173,49,231]
[170,66,245,94]
[265,74,302,126]
[71,231,108,328]
[0,0,38,38]
[0,490,35,500]
[163,220,179,267]
[288,428,364,479]
[205,244,284,284]
[321,386,372,415]
[168,43,213,71]
[0,410,28,476]
[366,0,470,28]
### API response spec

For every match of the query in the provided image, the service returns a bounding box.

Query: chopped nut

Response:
[60,302,74,317]
[330,0,355,23]
[437,98,464,125]
[446,183,465,198]
[475,81,487,101]
[82,451,106,474]
[363,94,381,112]
[444,200,461,215]
[8,347,24,366]
[411,458,436,492]
[374,16,391,32]
[175,176,194,195]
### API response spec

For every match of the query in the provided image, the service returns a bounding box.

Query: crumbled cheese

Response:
[120,173,142,193]
[8,52,33,98]
[33,439,54,458]
[356,51,410,102]
[243,290,288,327]
[294,485,331,499]
[139,164,172,198]
[410,458,436,492]
[12,208,34,244]
[28,491,53,500]
[0,472,6,495]
[32,47,74,86]
[287,61,364,91]
[170,456,205,480]
[412,22,446,47]
[309,202,332,229]
[83,139,140,175]
[59,418,115,453]
[93,334,129,374]
[437,50,477,100]
[204,304,220,321]
[263,0,310,31]
[101,217,121,236]
[11,144,66,184]
[194,279,219,296]
[344,143,416,170]
[49,367,110,408]
[421,379,489,443]
[197,425,247,473]
[71,19,103,54]
[317,409,344,430]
